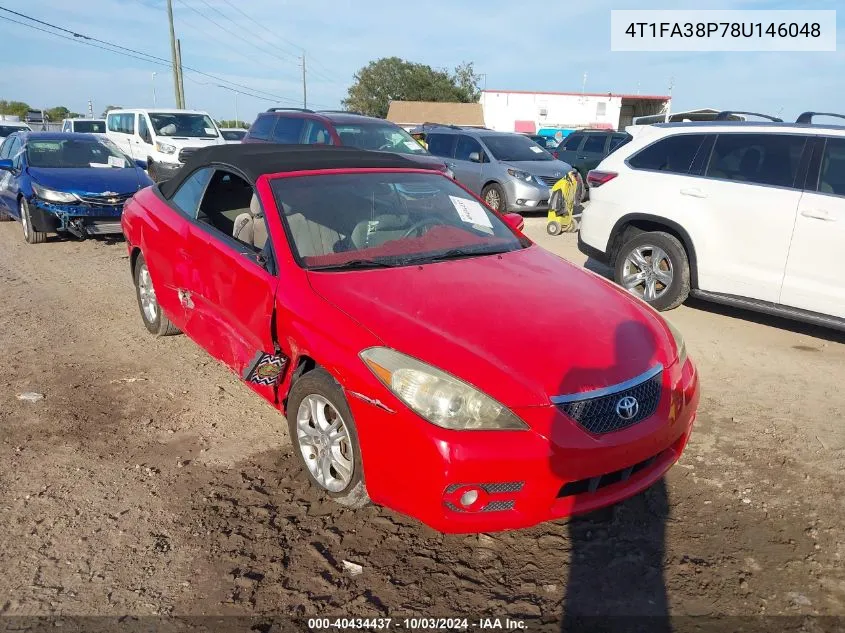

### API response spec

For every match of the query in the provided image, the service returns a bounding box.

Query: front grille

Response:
[558,448,668,498]
[556,370,662,434]
[178,148,198,163]
[537,174,562,187]
[77,192,132,206]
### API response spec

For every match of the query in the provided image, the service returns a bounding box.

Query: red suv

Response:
[243,108,452,175]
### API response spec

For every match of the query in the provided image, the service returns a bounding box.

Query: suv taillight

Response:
[551,150,559,159]
[587,170,617,187]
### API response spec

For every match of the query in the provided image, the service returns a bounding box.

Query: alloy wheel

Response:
[296,394,354,493]
[484,188,501,210]
[621,245,674,302]
[137,264,158,323]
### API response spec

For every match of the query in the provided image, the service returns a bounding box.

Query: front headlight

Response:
[155,142,177,155]
[32,182,77,203]
[664,318,688,366]
[507,168,534,182]
[360,347,528,431]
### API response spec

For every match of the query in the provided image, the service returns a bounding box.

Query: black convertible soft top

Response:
[158,144,436,198]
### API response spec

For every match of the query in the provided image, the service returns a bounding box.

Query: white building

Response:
[479,89,670,141]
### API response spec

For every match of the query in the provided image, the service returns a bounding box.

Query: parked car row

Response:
[579,110,845,331]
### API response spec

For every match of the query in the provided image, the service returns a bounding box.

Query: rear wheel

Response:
[546,220,562,236]
[614,231,690,311]
[287,368,369,508]
[481,183,506,212]
[134,254,180,336]
[20,198,47,244]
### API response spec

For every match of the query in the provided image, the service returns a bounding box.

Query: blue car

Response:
[0,132,153,243]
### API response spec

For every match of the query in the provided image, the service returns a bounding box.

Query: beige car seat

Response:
[232,195,269,250]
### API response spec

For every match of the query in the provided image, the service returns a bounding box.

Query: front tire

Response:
[20,198,47,244]
[481,183,506,212]
[134,254,180,336]
[147,160,160,183]
[287,368,369,508]
[614,231,690,311]
[546,220,562,236]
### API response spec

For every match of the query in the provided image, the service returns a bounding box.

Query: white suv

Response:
[578,111,845,329]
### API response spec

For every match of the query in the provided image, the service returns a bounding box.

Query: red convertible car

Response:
[122,144,699,533]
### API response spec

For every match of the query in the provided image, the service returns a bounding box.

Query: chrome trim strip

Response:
[550,364,663,405]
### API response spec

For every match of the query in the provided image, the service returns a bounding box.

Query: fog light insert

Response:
[516,198,526,205]
[460,489,479,507]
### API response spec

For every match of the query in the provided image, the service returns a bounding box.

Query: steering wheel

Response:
[401,217,440,239]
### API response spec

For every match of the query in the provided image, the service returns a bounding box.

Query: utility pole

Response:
[88,99,93,118]
[301,53,307,109]
[176,39,186,108]
[166,0,182,108]
[664,77,675,123]
[234,92,239,126]
[152,72,157,107]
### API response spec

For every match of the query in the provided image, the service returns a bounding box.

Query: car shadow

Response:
[552,320,672,633]
[684,296,845,344]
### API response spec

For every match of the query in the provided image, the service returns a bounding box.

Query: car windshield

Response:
[272,172,527,270]
[72,120,106,133]
[26,138,133,169]
[0,125,27,136]
[484,134,555,161]
[149,113,219,138]
[221,129,246,141]
[334,123,428,155]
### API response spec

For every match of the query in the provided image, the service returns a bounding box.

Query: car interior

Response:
[819,143,845,195]
[196,170,268,251]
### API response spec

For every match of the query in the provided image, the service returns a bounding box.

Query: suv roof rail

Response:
[266,107,314,113]
[714,110,783,122]
[420,122,462,130]
[795,111,845,124]
[317,109,364,115]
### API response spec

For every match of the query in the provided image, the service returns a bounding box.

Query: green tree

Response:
[45,106,71,122]
[0,100,32,118]
[343,57,482,118]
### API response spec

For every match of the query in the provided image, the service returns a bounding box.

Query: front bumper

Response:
[503,178,553,213]
[348,356,699,534]
[30,198,124,236]
[151,160,182,181]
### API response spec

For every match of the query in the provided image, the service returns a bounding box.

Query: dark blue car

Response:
[0,132,153,243]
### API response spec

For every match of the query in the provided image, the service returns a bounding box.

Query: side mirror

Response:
[134,159,147,170]
[0,159,13,171]
[503,212,524,232]
[469,151,481,163]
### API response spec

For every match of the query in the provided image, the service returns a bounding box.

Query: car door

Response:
[0,137,23,216]
[779,136,845,318]
[135,114,155,163]
[178,168,280,402]
[689,132,809,302]
[0,136,17,212]
[150,166,214,331]
[555,132,585,169]
[450,134,485,193]
[577,133,610,176]
[106,113,132,157]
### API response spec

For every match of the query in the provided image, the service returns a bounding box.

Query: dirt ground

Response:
[0,215,844,632]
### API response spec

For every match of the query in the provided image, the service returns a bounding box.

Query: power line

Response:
[0,5,302,105]
[215,0,345,85]
[174,0,300,68]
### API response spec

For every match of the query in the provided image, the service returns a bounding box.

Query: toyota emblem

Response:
[615,396,639,420]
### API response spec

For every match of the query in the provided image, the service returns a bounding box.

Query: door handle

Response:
[680,188,707,198]
[801,208,835,221]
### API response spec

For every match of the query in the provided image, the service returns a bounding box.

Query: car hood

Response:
[503,159,574,177]
[154,136,225,148]
[28,167,150,195]
[307,246,676,408]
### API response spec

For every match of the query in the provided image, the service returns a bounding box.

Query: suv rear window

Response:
[248,115,275,140]
[582,134,607,154]
[271,118,305,143]
[705,133,808,189]
[628,134,707,174]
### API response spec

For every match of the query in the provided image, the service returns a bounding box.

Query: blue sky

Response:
[0,0,841,123]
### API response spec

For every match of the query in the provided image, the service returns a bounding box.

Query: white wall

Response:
[480,92,623,134]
